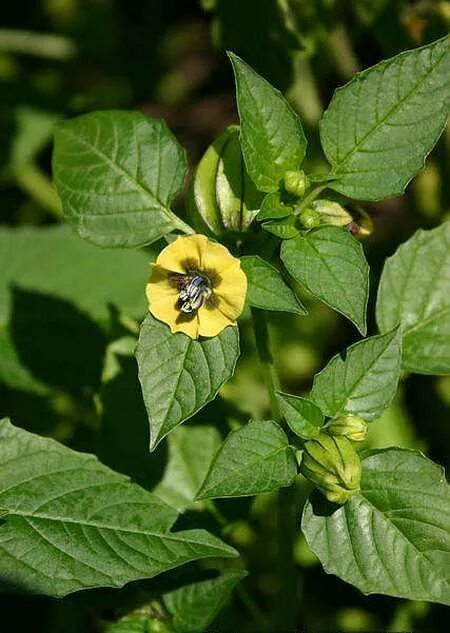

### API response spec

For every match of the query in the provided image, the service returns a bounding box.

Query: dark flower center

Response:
[177,272,212,313]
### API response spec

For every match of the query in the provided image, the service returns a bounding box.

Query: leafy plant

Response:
[2,34,449,631]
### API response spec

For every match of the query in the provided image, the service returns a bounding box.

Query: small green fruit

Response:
[298,208,321,229]
[283,170,310,197]
[300,433,361,504]
[327,415,368,442]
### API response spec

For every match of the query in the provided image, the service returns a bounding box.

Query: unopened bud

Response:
[346,209,373,239]
[298,207,321,229]
[327,415,368,442]
[300,433,361,504]
[312,199,353,227]
[283,170,310,198]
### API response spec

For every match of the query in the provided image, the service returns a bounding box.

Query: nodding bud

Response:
[300,433,361,504]
[283,170,310,198]
[298,207,321,229]
[346,208,373,239]
[189,127,263,235]
[312,199,353,227]
[326,415,368,443]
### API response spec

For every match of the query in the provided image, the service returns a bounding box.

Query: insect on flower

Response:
[146,234,247,339]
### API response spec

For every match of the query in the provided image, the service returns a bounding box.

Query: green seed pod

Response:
[189,126,263,235]
[298,207,321,229]
[283,170,310,198]
[300,433,361,504]
[311,199,353,227]
[327,415,368,442]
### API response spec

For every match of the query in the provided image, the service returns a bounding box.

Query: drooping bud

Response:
[189,126,263,235]
[300,433,361,504]
[326,415,368,443]
[346,208,373,239]
[283,170,310,198]
[298,207,321,229]
[311,199,353,227]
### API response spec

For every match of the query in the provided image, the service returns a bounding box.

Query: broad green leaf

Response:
[228,53,307,192]
[276,392,323,439]
[321,36,450,200]
[164,570,246,633]
[302,448,450,604]
[196,420,297,499]
[240,255,306,315]
[136,314,239,450]
[0,419,237,597]
[153,425,222,512]
[263,216,300,239]
[311,329,402,421]
[0,225,150,392]
[281,226,369,334]
[257,193,293,221]
[376,222,450,374]
[53,110,190,247]
[189,127,262,235]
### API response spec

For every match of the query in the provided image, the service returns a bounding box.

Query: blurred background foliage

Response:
[0,1,449,631]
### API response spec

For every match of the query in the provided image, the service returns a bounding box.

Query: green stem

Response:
[14,164,63,219]
[294,184,327,215]
[169,211,195,236]
[251,308,298,631]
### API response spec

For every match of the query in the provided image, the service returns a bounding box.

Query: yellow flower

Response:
[146,234,247,339]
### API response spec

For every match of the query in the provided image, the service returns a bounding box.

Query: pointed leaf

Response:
[228,53,307,192]
[0,419,237,597]
[240,255,306,315]
[321,36,450,200]
[302,448,450,604]
[197,420,297,499]
[164,570,247,633]
[281,226,369,334]
[376,222,450,374]
[311,329,402,421]
[53,111,189,247]
[276,392,324,439]
[136,314,240,450]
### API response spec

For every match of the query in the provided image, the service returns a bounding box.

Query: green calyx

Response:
[327,415,368,442]
[311,199,353,227]
[300,433,361,504]
[283,170,310,198]
[298,207,321,229]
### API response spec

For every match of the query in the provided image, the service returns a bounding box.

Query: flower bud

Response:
[189,127,263,235]
[311,199,353,227]
[300,433,361,504]
[283,170,310,198]
[346,208,373,239]
[298,207,321,229]
[327,415,368,442]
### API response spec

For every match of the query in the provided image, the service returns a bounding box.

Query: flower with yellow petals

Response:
[146,234,247,339]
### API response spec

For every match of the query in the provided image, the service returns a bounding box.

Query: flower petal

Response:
[214,262,247,319]
[198,305,234,337]
[201,239,240,274]
[157,234,208,274]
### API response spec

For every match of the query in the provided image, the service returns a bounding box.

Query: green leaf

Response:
[196,420,297,499]
[280,226,369,334]
[302,448,450,604]
[0,419,237,598]
[136,314,240,450]
[258,193,293,221]
[164,570,246,633]
[240,255,306,315]
[263,216,300,239]
[376,222,450,374]
[321,36,450,200]
[228,52,307,192]
[53,110,190,248]
[276,392,323,439]
[311,328,402,421]
[0,225,150,392]
[153,425,222,512]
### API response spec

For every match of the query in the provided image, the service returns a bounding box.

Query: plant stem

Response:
[294,184,327,215]
[14,164,62,219]
[251,308,298,631]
